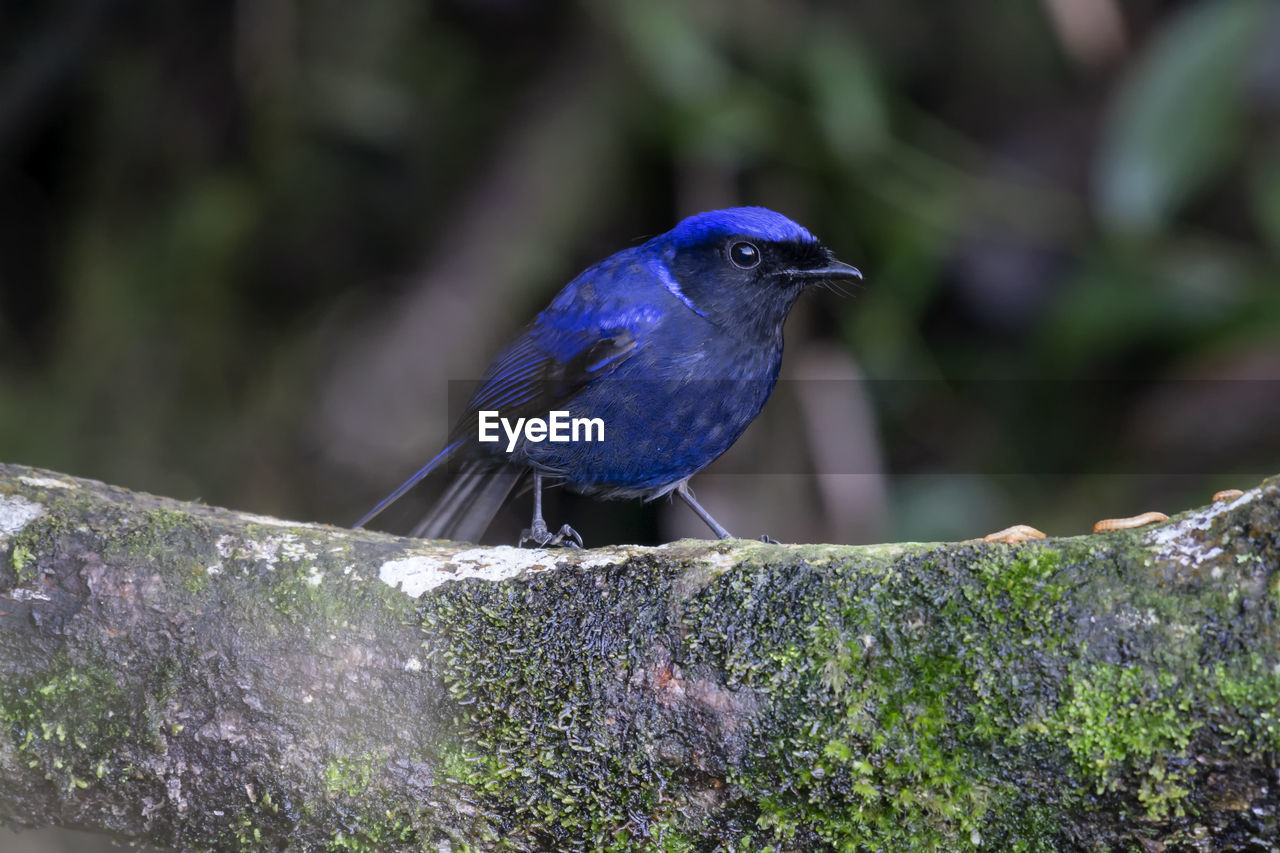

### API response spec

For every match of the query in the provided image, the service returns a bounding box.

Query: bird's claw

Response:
[519,521,583,549]
[554,524,584,548]
[758,534,781,544]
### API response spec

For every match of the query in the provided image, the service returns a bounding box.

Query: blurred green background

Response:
[4,0,1280,550]
[2,0,1280,848]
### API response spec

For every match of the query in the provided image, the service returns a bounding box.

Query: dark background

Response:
[3,0,1280,848]
[3,0,1278,550]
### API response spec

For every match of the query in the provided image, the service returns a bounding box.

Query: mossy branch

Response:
[1,463,1278,851]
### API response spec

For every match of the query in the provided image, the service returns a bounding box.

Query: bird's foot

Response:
[758,534,781,544]
[519,520,583,549]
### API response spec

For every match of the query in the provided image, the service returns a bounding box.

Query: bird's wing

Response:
[455,323,639,436]
[398,323,638,541]
[355,281,648,533]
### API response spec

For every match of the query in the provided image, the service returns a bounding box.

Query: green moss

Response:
[326,818,417,853]
[90,506,223,597]
[266,562,361,631]
[324,754,379,796]
[183,562,210,594]
[673,543,1075,850]
[419,556,700,850]
[5,463,1273,849]
[319,791,422,852]
[226,811,271,851]
[1048,663,1198,818]
[0,660,135,793]
[650,540,1080,845]
[4,509,75,584]
[972,548,1065,622]
[9,542,34,582]
[1208,654,1280,751]
[117,508,198,556]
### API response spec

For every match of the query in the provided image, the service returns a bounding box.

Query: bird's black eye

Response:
[728,241,761,269]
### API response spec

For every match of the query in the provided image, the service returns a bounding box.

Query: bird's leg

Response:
[674,481,733,540]
[519,471,582,548]
[520,471,552,545]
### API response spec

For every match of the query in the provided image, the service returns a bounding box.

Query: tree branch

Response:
[1,463,1278,850]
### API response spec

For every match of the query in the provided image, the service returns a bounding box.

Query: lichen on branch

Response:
[1,464,1278,851]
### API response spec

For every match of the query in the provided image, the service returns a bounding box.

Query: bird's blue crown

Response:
[664,206,818,248]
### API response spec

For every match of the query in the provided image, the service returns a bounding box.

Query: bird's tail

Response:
[353,437,523,544]
[352,437,467,529]
[409,460,524,543]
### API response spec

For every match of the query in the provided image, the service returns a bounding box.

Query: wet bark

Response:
[1,463,1277,851]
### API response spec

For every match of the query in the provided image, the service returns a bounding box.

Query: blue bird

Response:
[355,206,861,545]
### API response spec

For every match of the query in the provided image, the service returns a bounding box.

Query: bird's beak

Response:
[779,260,863,282]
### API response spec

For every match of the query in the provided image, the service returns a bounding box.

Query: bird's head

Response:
[655,206,861,334]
